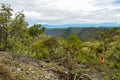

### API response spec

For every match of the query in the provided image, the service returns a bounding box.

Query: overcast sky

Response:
[1,0,120,25]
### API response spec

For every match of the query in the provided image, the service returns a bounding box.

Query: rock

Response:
[0,51,59,80]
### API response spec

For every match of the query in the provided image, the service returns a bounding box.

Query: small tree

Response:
[27,24,45,38]
[43,37,60,61]
[63,34,82,70]
[0,4,13,50]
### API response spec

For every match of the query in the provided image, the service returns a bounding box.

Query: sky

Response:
[1,0,120,27]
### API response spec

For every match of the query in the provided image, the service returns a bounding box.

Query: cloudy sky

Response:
[1,0,120,26]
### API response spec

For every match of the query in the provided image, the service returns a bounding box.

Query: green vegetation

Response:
[0,4,120,80]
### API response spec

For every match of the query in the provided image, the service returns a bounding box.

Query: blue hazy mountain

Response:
[43,23,120,28]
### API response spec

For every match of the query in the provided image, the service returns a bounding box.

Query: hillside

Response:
[1,51,74,80]
[45,28,67,36]
[0,52,103,80]
[1,51,120,80]
[45,27,109,40]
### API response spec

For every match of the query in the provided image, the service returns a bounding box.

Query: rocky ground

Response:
[0,51,120,80]
[0,51,60,80]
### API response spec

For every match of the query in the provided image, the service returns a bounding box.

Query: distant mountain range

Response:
[45,27,110,40]
[43,23,120,28]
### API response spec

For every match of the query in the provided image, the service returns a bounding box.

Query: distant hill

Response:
[45,28,67,36]
[43,23,120,28]
[45,27,110,40]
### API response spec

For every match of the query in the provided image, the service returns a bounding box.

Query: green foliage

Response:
[0,4,13,50]
[31,36,62,60]
[31,39,49,59]
[27,24,45,37]
[112,72,120,80]
[61,34,82,70]
[67,34,81,44]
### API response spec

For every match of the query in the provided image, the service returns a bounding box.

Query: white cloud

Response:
[1,0,120,24]
[46,0,96,11]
